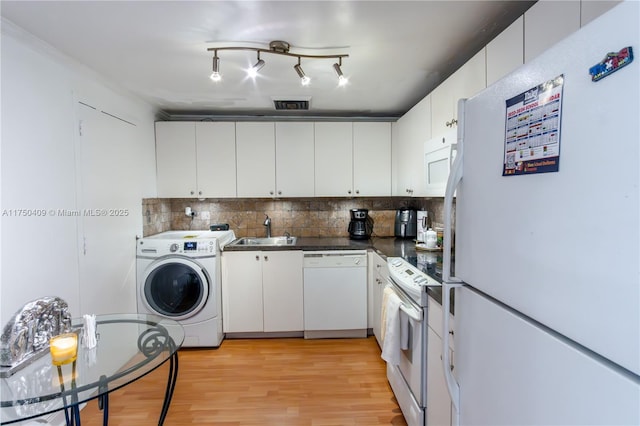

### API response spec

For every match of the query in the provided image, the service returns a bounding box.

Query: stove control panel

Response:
[387,257,440,301]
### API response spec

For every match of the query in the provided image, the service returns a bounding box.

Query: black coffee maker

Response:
[348,208,374,240]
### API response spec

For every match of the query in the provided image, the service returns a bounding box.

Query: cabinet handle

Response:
[347,190,352,195]
[190,190,195,195]
[445,118,458,128]
[198,191,202,195]
[355,189,360,194]
[278,191,282,195]
[269,191,274,195]
[264,255,269,261]
[255,255,259,261]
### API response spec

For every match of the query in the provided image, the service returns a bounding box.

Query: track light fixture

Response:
[206,40,348,85]
[210,53,221,82]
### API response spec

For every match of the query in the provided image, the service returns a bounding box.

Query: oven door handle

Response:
[399,303,422,322]
[385,282,423,322]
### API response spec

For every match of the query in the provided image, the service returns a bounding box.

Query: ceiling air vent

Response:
[274,100,309,110]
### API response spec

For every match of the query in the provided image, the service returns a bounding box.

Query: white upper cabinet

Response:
[580,1,621,26]
[275,122,315,197]
[315,122,391,197]
[393,94,432,197]
[195,122,237,198]
[236,122,276,198]
[524,0,580,62]
[431,49,486,137]
[156,121,236,198]
[353,122,392,196]
[486,16,524,86]
[156,122,197,197]
[314,122,353,197]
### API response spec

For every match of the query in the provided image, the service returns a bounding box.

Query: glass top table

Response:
[0,313,184,425]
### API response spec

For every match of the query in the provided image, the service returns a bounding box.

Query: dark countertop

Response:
[225,236,449,306]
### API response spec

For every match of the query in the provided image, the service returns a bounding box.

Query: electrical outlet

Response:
[201,211,211,220]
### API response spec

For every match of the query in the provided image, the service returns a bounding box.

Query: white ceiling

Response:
[0,1,534,118]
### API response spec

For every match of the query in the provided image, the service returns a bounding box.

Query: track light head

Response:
[248,58,265,78]
[210,55,221,82]
[247,52,265,78]
[294,63,310,86]
[333,62,348,86]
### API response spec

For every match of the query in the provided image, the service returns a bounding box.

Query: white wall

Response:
[1,20,157,325]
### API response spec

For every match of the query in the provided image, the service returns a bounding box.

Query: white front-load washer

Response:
[136,230,235,347]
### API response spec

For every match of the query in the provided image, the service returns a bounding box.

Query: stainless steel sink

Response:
[229,236,297,247]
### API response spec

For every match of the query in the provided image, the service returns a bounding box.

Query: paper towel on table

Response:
[82,314,97,349]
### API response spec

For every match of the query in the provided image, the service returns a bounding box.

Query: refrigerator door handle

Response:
[442,98,466,426]
[443,98,465,284]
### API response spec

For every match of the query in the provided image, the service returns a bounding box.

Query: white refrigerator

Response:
[441,1,640,424]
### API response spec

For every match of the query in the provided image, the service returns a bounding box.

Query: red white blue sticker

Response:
[589,46,634,82]
[503,75,564,176]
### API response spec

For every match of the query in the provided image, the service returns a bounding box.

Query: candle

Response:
[50,333,78,366]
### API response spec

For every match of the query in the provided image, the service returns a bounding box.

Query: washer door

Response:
[142,257,209,320]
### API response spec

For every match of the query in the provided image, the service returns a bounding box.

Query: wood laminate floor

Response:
[79,337,407,425]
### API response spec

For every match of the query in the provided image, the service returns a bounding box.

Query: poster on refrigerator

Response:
[503,75,564,176]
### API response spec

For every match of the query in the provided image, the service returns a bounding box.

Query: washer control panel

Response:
[138,238,216,256]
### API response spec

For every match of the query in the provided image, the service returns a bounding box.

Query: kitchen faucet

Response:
[263,214,272,238]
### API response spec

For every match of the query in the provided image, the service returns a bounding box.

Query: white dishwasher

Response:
[303,250,368,339]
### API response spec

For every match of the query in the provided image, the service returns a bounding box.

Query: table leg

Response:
[56,366,72,426]
[70,362,81,426]
[57,362,81,426]
[158,350,179,425]
[97,374,109,426]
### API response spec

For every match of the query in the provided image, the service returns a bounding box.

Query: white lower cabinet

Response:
[222,251,303,333]
[426,296,455,426]
[368,251,388,347]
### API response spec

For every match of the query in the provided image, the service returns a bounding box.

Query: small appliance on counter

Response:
[416,210,429,242]
[394,208,417,239]
[348,208,373,240]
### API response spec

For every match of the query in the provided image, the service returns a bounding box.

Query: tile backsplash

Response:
[142,197,447,238]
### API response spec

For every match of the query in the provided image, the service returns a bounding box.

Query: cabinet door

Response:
[580,0,621,26]
[236,122,276,197]
[426,326,452,426]
[195,122,236,198]
[524,0,580,62]
[369,252,388,348]
[486,16,524,86]
[221,251,263,332]
[275,122,315,197]
[314,122,353,196]
[431,49,486,137]
[431,75,456,138]
[393,95,432,197]
[452,49,486,117]
[262,251,304,332]
[353,122,391,196]
[155,122,197,197]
